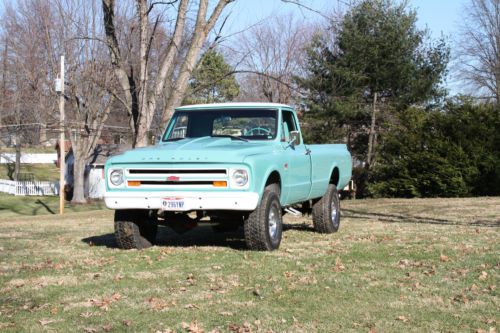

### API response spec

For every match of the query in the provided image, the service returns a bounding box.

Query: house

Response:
[58,142,131,200]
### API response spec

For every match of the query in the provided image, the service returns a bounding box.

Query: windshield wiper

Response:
[165,137,187,142]
[211,135,248,142]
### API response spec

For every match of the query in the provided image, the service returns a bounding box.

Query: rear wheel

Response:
[312,184,340,233]
[244,184,282,251]
[114,209,158,249]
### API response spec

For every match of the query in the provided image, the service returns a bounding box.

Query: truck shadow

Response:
[155,225,247,249]
[82,225,247,250]
[82,223,310,250]
[343,209,500,228]
[282,222,316,232]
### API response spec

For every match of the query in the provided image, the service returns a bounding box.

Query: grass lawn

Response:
[0,164,60,181]
[0,193,105,217]
[0,197,498,332]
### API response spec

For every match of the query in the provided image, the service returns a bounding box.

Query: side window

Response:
[282,111,300,144]
[169,115,188,139]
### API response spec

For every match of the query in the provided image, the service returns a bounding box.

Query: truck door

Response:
[281,110,312,203]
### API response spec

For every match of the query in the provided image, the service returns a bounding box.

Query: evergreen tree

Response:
[186,50,239,104]
[299,0,449,167]
[369,100,500,198]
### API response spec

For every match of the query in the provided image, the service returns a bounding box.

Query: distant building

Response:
[57,141,131,199]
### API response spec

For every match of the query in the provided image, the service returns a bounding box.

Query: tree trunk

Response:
[367,91,378,169]
[39,123,47,145]
[1,40,7,128]
[71,153,87,204]
[15,132,21,180]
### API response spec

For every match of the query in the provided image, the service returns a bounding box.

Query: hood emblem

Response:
[167,176,180,181]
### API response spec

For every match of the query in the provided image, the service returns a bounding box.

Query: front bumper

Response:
[104,191,260,211]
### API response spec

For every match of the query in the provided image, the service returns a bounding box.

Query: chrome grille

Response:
[125,168,228,188]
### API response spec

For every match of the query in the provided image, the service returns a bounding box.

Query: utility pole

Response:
[57,56,65,214]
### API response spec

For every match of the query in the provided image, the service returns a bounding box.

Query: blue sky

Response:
[226,0,467,39]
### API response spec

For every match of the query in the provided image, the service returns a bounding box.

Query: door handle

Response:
[305,149,311,155]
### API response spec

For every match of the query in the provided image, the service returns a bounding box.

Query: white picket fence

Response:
[0,179,59,196]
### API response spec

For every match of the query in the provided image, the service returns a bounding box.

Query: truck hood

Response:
[108,137,275,165]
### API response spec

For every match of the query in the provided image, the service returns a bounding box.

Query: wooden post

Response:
[59,56,65,215]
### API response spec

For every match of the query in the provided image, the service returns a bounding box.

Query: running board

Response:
[284,207,302,217]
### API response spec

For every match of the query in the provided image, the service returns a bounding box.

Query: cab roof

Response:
[175,102,293,111]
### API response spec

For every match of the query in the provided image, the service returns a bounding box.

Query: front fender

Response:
[244,153,286,206]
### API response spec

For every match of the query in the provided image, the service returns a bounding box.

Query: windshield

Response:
[163,109,278,141]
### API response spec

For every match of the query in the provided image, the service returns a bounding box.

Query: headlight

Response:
[231,169,248,187]
[110,169,124,186]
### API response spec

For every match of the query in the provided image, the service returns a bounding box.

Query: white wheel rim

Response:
[268,205,279,239]
[331,200,338,225]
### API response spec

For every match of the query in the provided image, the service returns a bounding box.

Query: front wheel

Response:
[244,185,282,251]
[312,184,340,233]
[114,210,158,249]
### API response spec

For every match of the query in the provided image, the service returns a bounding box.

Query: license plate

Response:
[161,197,186,211]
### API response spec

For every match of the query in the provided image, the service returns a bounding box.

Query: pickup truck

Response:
[104,103,352,251]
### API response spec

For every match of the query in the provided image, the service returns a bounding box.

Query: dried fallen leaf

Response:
[396,316,409,323]
[228,322,252,333]
[440,255,449,262]
[83,327,98,333]
[479,271,488,280]
[122,320,132,326]
[252,288,261,297]
[147,297,169,311]
[186,273,195,285]
[184,303,199,309]
[102,324,113,332]
[181,321,204,333]
[80,312,100,318]
[469,284,479,292]
[39,319,56,326]
[398,259,410,268]
[335,257,345,272]
[453,294,469,304]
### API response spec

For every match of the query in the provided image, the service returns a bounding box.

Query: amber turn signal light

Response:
[212,181,227,187]
[127,181,141,187]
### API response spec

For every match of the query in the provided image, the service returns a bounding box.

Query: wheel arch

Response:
[257,169,282,203]
[329,166,340,187]
[265,170,281,190]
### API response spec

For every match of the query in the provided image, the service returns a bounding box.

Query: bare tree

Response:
[56,0,116,203]
[102,0,234,147]
[236,14,313,104]
[1,0,118,202]
[0,3,47,177]
[1,1,61,146]
[457,0,500,103]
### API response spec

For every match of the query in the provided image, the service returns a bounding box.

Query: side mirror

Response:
[288,131,300,147]
[152,135,162,145]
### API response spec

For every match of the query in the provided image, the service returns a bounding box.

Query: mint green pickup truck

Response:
[104,103,351,251]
